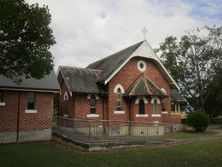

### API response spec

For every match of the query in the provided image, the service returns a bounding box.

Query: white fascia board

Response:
[58,67,72,97]
[104,40,180,90]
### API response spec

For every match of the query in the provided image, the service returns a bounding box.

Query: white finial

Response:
[142,26,148,40]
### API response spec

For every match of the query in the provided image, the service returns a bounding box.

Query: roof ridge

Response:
[87,41,143,69]
[59,65,103,72]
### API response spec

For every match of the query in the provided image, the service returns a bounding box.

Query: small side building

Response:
[0,71,60,143]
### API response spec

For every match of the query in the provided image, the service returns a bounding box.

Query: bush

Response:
[186,112,210,132]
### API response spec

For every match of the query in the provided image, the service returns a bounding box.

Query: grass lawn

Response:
[1,139,222,167]
[162,129,218,139]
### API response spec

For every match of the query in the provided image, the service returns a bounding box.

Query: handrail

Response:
[55,116,174,126]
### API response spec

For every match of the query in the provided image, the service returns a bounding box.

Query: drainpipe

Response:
[16,91,20,143]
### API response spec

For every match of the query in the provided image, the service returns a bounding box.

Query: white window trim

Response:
[135,96,148,104]
[25,109,37,114]
[161,111,168,114]
[151,97,160,104]
[136,114,148,117]
[0,102,5,106]
[152,114,161,117]
[63,114,68,117]
[114,111,125,114]
[153,121,159,124]
[87,94,99,100]
[137,60,147,72]
[114,84,125,93]
[87,114,99,118]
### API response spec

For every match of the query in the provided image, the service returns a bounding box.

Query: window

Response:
[161,98,166,111]
[139,99,145,114]
[89,95,96,114]
[116,88,122,111]
[171,102,175,113]
[137,60,147,72]
[27,92,35,110]
[153,99,158,114]
[0,91,3,102]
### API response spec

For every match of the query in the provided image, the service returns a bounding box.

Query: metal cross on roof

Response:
[142,26,148,40]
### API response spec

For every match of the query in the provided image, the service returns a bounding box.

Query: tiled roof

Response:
[87,41,143,82]
[125,76,166,96]
[59,66,105,94]
[171,89,187,102]
[0,71,60,92]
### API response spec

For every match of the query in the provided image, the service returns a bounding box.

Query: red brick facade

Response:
[58,57,181,124]
[0,91,54,132]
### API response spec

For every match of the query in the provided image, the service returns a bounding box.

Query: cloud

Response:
[26,0,221,70]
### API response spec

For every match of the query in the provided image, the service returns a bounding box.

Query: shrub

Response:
[186,112,210,132]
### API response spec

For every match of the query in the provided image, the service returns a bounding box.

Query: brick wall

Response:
[59,57,180,124]
[74,94,104,119]
[108,57,171,122]
[0,91,54,132]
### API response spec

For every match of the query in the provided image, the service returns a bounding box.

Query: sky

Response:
[26,0,222,70]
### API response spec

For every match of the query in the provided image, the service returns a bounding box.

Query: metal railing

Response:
[53,116,176,140]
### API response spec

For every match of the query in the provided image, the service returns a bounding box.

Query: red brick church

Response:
[57,40,186,128]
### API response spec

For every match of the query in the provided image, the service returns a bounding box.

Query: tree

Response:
[0,0,55,82]
[186,111,210,132]
[205,68,222,117]
[156,26,222,112]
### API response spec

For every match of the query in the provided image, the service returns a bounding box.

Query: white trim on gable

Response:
[104,40,180,90]
[64,91,69,101]
[114,84,125,93]
[58,67,72,97]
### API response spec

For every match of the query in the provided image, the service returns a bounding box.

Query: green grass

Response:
[163,129,218,139]
[1,139,222,167]
[208,124,222,129]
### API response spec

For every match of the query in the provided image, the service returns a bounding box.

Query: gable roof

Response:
[125,76,166,96]
[171,89,187,102]
[87,41,143,82]
[0,71,60,93]
[87,40,180,90]
[59,66,105,94]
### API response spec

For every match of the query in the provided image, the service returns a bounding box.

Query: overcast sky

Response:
[26,0,222,70]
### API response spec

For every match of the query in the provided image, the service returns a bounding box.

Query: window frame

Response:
[0,91,4,103]
[116,88,122,111]
[153,99,158,114]
[89,94,96,114]
[139,99,145,115]
[27,92,36,110]
[161,98,166,111]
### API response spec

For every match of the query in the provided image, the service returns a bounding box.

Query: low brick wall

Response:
[0,128,52,143]
[71,126,164,137]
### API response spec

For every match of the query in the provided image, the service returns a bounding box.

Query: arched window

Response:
[116,88,122,111]
[139,99,145,114]
[161,98,166,111]
[153,99,158,114]
[89,95,96,114]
